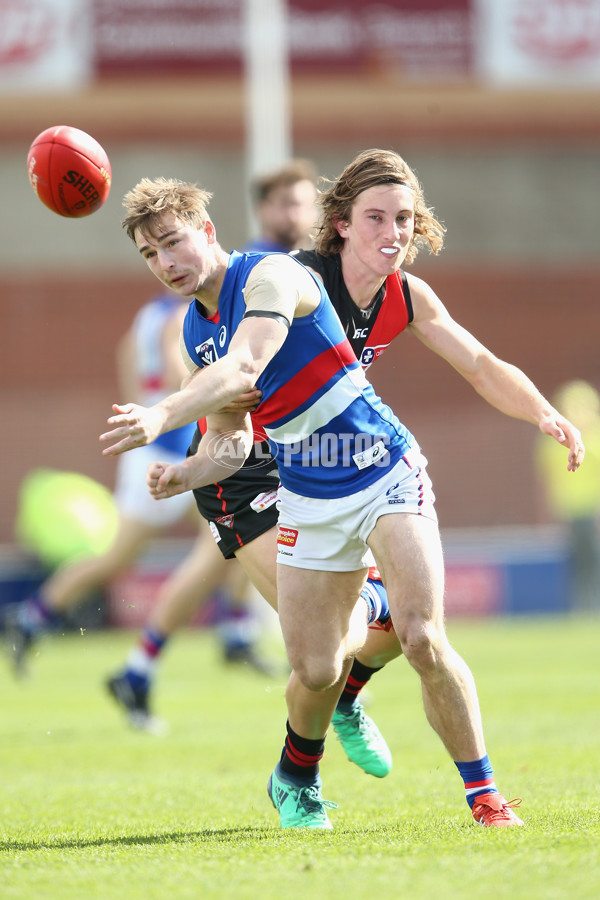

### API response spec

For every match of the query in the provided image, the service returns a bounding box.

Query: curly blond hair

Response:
[122,177,213,243]
[314,149,445,264]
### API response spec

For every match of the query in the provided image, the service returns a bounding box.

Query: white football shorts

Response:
[275,445,437,571]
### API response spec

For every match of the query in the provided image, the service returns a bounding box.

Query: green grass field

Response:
[2,616,599,900]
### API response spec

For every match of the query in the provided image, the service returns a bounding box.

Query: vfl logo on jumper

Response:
[386,482,406,505]
[195,337,218,366]
[216,514,234,529]
[277,526,298,547]
[250,490,278,512]
[352,439,388,471]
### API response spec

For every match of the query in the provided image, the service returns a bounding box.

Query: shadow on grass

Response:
[0,826,276,852]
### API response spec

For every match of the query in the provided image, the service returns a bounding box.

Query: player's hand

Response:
[218,388,262,413]
[539,411,585,472]
[99,403,166,456]
[147,461,192,499]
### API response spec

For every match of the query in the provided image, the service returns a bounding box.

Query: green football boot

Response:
[267,766,338,829]
[331,703,392,778]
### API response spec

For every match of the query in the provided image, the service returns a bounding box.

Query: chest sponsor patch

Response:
[250,489,279,512]
[360,344,389,370]
[277,525,298,547]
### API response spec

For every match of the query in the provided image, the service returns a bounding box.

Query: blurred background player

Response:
[5,292,266,729]
[243,158,318,253]
[536,379,600,612]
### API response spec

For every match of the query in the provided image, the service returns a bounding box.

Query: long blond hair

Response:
[314,148,445,264]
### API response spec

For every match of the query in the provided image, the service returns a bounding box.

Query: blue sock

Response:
[124,627,168,689]
[140,627,168,657]
[455,754,497,808]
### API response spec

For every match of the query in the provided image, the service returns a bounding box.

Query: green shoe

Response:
[267,767,338,829]
[332,703,392,778]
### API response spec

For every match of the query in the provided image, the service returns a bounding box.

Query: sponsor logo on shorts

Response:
[216,514,234,529]
[209,521,221,543]
[250,489,279,512]
[277,526,298,547]
[385,482,407,505]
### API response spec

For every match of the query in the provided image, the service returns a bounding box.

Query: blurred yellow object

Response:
[15,468,119,569]
[536,380,600,520]
[536,379,600,612]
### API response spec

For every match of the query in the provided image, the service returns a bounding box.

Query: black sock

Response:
[336,659,383,711]
[279,720,325,781]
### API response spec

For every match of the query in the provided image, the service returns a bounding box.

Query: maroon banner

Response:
[93,0,476,79]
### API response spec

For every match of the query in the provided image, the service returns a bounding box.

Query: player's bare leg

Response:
[368,512,523,826]
[238,528,396,777]
[268,565,368,828]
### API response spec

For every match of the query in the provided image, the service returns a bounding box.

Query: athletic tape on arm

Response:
[242,255,308,329]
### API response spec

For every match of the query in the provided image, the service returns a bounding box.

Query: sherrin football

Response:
[27,125,112,218]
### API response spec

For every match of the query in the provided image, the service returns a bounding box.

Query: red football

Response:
[26,126,112,218]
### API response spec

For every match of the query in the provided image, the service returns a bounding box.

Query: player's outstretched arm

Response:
[407,274,585,471]
[537,409,585,472]
[100,313,288,457]
[99,402,169,456]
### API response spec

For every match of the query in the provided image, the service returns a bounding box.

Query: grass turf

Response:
[1,616,599,899]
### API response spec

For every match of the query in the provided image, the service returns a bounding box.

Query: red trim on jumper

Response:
[362,271,411,364]
[254,338,357,426]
